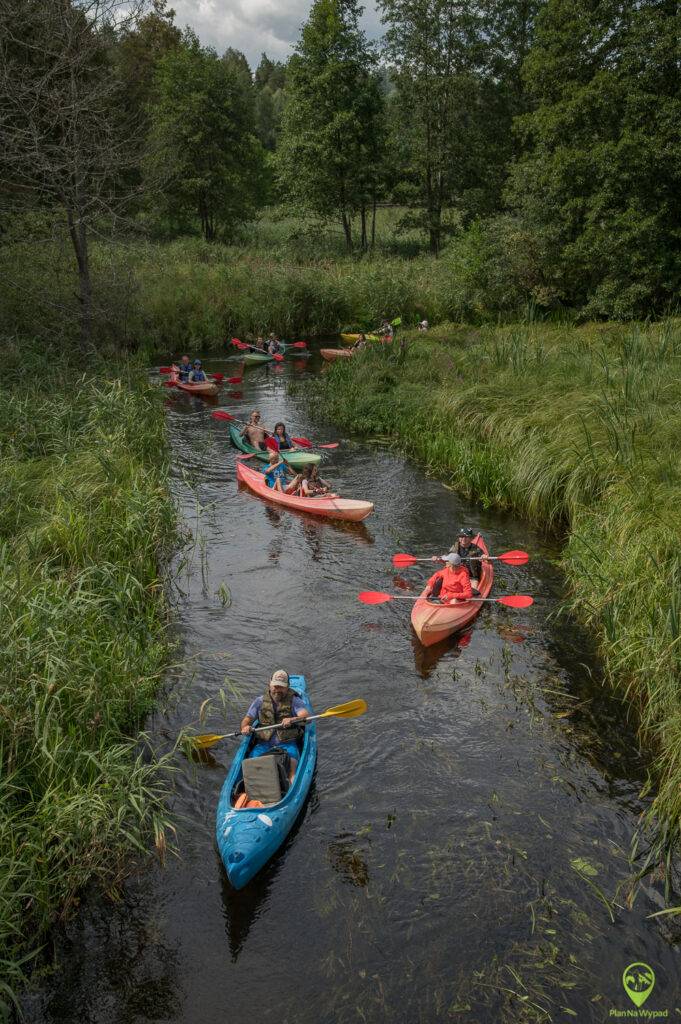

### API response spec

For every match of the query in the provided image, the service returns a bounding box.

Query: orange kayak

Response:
[411,535,494,646]
[170,369,219,396]
[236,458,374,522]
[321,348,354,362]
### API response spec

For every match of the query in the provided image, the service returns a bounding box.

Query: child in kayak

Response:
[264,451,301,493]
[299,464,331,497]
[424,552,473,604]
[189,360,207,382]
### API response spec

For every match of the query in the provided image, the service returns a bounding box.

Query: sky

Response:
[169,0,383,69]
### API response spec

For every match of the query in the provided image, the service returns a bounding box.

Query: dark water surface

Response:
[23,346,680,1022]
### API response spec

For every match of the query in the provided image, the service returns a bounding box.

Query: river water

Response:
[22,346,680,1022]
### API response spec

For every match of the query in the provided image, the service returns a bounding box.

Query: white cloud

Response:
[169,0,382,69]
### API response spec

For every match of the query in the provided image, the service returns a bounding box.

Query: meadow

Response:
[315,320,681,866]
[0,343,176,1011]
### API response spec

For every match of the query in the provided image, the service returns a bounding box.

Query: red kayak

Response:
[170,368,219,396]
[321,348,354,362]
[236,457,374,522]
[411,535,494,646]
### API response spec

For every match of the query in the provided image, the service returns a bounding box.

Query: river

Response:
[22,344,680,1022]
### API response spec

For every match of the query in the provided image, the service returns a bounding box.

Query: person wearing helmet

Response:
[424,552,474,604]
[452,527,485,592]
[189,359,207,383]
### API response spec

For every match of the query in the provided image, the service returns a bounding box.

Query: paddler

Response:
[264,450,301,493]
[241,410,268,450]
[424,552,473,604]
[351,333,367,351]
[176,354,192,382]
[240,669,310,783]
[451,528,485,594]
[189,359,207,382]
[273,421,294,450]
[268,333,282,355]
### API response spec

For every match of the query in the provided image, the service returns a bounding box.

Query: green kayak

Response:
[242,352,274,364]
[229,425,321,466]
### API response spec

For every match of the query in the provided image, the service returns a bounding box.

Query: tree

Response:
[277,0,386,252]
[506,0,681,316]
[146,34,266,240]
[379,0,485,254]
[254,53,286,151]
[0,0,151,347]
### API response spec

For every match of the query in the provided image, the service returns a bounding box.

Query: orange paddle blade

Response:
[358,591,393,604]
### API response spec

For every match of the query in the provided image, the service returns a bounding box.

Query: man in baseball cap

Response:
[240,670,310,783]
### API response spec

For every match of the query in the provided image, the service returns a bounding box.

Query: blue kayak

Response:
[215,674,317,889]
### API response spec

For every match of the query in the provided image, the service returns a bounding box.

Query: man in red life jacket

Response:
[424,552,474,604]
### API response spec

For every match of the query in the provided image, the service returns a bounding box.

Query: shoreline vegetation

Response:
[314,320,681,864]
[0,344,175,1013]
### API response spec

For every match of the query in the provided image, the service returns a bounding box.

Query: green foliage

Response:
[277,0,385,251]
[146,32,266,241]
[0,343,175,1012]
[317,318,681,855]
[507,0,681,317]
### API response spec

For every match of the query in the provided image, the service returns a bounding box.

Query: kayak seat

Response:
[240,756,282,807]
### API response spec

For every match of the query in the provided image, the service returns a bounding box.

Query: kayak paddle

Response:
[191,698,367,750]
[358,591,534,608]
[392,549,529,568]
[291,436,339,450]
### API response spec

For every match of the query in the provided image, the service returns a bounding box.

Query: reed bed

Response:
[0,344,175,1011]
[316,320,681,864]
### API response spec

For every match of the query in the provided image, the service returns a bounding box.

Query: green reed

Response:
[316,318,681,873]
[0,342,176,1012]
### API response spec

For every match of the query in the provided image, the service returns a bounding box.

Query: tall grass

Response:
[0,342,175,1012]
[317,319,681,868]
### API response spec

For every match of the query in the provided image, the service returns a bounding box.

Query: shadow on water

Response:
[20,342,681,1024]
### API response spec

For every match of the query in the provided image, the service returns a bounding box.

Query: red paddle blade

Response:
[211,373,224,382]
[392,554,418,568]
[231,338,241,346]
[211,411,235,422]
[264,436,279,452]
[497,595,533,608]
[317,442,339,449]
[159,366,172,374]
[163,380,176,388]
[358,591,393,605]
[291,341,307,349]
[291,436,312,448]
[227,376,242,384]
[273,353,284,362]
[498,550,529,566]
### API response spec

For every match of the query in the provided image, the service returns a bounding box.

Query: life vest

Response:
[257,689,302,743]
[177,364,191,381]
[191,369,207,382]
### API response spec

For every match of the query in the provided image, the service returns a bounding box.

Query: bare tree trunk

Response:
[65,206,92,348]
[360,205,367,253]
[370,190,377,252]
[341,209,353,252]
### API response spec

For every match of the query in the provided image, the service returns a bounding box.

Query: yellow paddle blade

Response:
[191,732,231,750]
[318,699,367,720]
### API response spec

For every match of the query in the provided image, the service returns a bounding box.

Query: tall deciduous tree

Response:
[277,0,386,252]
[507,0,681,316]
[379,0,485,254]
[0,0,150,347]
[146,34,265,241]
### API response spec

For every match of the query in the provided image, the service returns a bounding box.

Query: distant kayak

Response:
[229,424,321,467]
[169,370,219,396]
[340,333,382,345]
[237,458,374,522]
[216,673,317,889]
[321,348,354,362]
[410,534,494,646]
[242,352,274,364]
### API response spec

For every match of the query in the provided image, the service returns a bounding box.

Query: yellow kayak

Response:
[340,332,382,345]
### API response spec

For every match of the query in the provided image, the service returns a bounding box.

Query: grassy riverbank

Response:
[316,321,681,859]
[0,344,175,1010]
